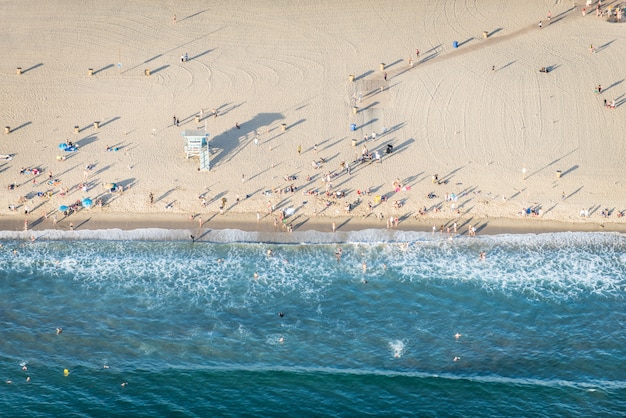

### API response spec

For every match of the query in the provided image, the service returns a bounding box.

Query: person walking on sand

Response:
[384,72,387,81]
[416,48,420,58]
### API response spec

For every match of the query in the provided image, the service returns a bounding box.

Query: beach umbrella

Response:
[58,143,68,150]
[82,198,93,208]
[59,205,69,212]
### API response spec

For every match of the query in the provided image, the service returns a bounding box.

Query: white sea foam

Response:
[0,231,624,304]
[1,227,624,246]
[0,227,441,244]
[389,340,406,359]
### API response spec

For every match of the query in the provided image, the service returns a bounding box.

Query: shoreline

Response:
[5,211,626,241]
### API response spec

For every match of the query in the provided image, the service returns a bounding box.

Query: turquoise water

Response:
[1,230,625,416]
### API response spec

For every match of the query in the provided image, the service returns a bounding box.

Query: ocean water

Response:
[1,229,625,417]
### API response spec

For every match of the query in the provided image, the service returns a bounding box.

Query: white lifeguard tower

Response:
[181,130,210,170]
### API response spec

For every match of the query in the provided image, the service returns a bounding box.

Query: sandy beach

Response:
[1,0,625,236]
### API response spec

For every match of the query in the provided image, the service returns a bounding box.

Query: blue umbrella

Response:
[58,143,68,150]
[82,198,93,208]
[59,205,69,212]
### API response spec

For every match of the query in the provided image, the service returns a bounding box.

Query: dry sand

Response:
[1,0,625,235]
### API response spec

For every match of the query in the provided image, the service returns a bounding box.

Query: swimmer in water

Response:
[278,337,284,344]
[455,333,462,340]
[56,327,63,334]
[335,247,343,262]
[362,262,367,273]
[267,249,273,257]
[253,272,259,280]
[453,356,461,362]
[278,312,284,318]
[479,251,486,260]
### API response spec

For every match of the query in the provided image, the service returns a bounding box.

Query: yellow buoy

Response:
[63,369,69,376]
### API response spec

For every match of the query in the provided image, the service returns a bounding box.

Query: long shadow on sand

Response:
[457,37,474,47]
[596,39,616,54]
[189,49,213,61]
[603,79,623,93]
[560,165,579,178]
[527,148,578,179]
[355,70,374,81]
[76,134,98,148]
[384,59,403,69]
[93,64,114,75]
[210,112,283,169]
[10,121,32,132]
[180,9,209,23]
[22,63,44,74]
[99,116,120,128]
[151,65,170,74]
